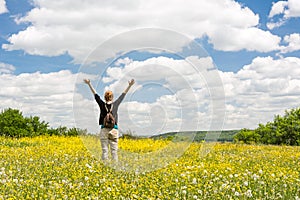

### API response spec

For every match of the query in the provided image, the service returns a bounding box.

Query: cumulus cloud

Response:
[0,62,15,74]
[89,55,224,135]
[94,55,300,133]
[2,55,300,135]
[0,0,8,14]
[268,0,300,29]
[3,0,282,63]
[280,33,300,53]
[0,70,80,128]
[221,56,300,129]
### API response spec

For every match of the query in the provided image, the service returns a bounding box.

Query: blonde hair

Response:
[104,90,114,102]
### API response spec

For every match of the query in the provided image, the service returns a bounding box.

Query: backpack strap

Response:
[104,103,113,113]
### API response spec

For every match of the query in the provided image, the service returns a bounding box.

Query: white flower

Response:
[182,190,187,194]
[192,178,197,184]
[253,174,259,181]
[259,169,263,174]
[259,181,265,185]
[244,181,248,186]
[245,190,252,197]
[193,195,198,199]
[234,191,240,196]
[85,163,92,169]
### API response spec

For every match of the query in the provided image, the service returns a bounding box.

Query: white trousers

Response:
[100,128,118,161]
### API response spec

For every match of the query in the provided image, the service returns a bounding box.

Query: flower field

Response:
[0,136,299,199]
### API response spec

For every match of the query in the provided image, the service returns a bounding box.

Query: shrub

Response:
[0,108,84,138]
[235,108,300,146]
[234,128,260,144]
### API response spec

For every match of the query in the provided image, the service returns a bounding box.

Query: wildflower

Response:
[253,174,259,181]
[192,178,197,184]
[193,195,198,199]
[245,190,252,198]
[234,191,240,196]
[181,186,187,190]
[85,163,92,169]
[244,181,248,186]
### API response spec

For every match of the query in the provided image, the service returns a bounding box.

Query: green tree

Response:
[26,116,49,136]
[234,128,260,144]
[235,107,300,146]
[0,108,29,137]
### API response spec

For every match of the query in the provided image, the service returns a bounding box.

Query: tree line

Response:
[0,108,86,138]
[234,107,300,146]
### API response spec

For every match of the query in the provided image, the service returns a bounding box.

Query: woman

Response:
[84,78,135,161]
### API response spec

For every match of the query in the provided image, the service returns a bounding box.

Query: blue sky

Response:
[1,0,300,135]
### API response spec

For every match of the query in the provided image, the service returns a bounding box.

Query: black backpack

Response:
[103,104,115,128]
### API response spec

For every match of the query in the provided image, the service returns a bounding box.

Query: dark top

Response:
[94,93,126,125]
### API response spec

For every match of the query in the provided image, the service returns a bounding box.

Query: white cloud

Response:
[268,0,300,29]
[0,62,15,74]
[268,1,288,18]
[100,56,224,135]
[3,0,282,62]
[0,0,8,14]
[208,27,281,52]
[221,56,300,129]
[2,55,300,135]
[280,33,300,53]
[0,70,79,129]
[105,55,300,133]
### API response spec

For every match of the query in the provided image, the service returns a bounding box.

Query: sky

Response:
[0,0,300,136]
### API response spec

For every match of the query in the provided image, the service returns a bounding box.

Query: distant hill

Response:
[150,130,239,142]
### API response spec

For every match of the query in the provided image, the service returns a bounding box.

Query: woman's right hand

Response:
[84,79,90,84]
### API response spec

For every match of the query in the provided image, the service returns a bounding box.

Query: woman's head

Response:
[104,90,114,102]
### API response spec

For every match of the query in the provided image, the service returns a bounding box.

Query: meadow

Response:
[0,136,299,199]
